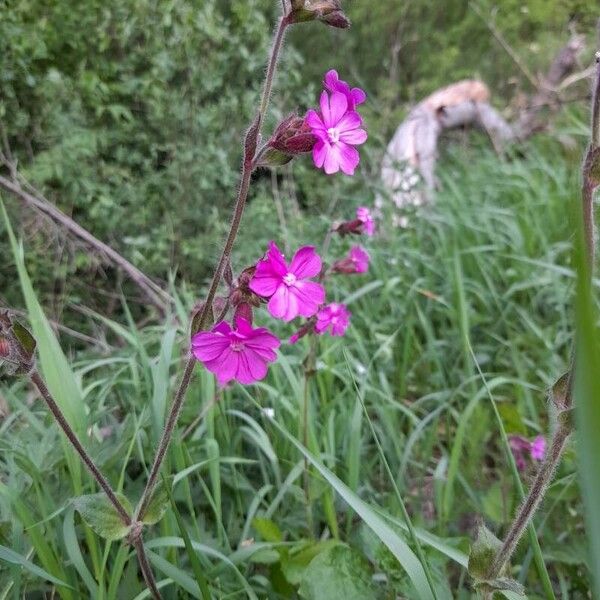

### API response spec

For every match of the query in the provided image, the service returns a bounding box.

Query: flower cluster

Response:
[191,71,373,386]
[192,210,375,385]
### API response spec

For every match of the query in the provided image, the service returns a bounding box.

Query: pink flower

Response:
[315,303,351,337]
[249,242,326,322]
[324,70,366,111]
[332,245,370,274]
[305,92,367,175]
[192,318,280,386]
[356,206,375,236]
[530,436,546,461]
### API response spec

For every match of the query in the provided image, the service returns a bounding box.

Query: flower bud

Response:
[233,302,254,325]
[0,336,10,358]
[289,1,351,29]
[230,266,262,308]
[257,115,316,168]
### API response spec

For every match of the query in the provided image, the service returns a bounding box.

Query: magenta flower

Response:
[315,303,351,337]
[305,91,367,175]
[509,434,546,471]
[192,318,280,386]
[356,206,375,236]
[530,435,546,461]
[332,245,370,274]
[324,70,366,110]
[250,242,326,322]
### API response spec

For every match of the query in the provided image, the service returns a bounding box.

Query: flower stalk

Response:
[135,10,290,522]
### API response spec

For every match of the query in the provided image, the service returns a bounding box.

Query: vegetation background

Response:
[1,0,599,598]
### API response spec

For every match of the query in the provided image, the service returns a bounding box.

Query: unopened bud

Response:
[230,266,261,308]
[234,303,254,325]
[0,336,10,358]
[289,0,351,29]
[257,115,316,168]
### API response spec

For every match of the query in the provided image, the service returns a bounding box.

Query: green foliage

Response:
[298,544,377,600]
[139,478,170,526]
[72,493,132,541]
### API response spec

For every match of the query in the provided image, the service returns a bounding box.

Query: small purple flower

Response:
[509,434,546,471]
[530,435,546,461]
[192,318,280,386]
[305,91,367,175]
[356,206,375,236]
[315,303,351,337]
[332,245,370,274]
[324,70,366,111]
[250,242,326,322]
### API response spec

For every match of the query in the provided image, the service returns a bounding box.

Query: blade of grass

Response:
[343,349,439,600]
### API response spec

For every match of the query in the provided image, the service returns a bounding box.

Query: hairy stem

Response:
[487,424,570,579]
[29,370,131,525]
[136,13,289,521]
[133,539,162,600]
[487,49,600,585]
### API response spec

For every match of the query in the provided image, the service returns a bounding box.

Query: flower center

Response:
[230,341,244,352]
[327,127,340,144]
[283,272,297,286]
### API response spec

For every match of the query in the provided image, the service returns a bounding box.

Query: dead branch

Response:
[0,173,172,313]
[379,33,589,209]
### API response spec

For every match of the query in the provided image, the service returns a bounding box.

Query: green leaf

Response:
[140,478,170,526]
[73,493,132,541]
[267,418,435,600]
[252,517,283,543]
[282,540,339,586]
[11,320,36,359]
[475,577,526,597]
[468,524,502,580]
[0,543,73,588]
[1,203,87,436]
[298,545,377,600]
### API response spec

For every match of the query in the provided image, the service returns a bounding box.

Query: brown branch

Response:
[0,173,172,313]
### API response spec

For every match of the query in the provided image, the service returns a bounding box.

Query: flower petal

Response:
[351,87,367,105]
[328,92,348,125]
[323,144,341,174]
[337,143,360,175]
[305,109,326,132]
[290,246,322,279]
[339,127,367,145]
[191,332,230,362]
[336,111,362,132]
[237,348,268,384]
[291,281,325,318]
[312,140,328,168]
[267,285,298,321]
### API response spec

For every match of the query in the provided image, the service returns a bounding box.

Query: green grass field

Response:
[0,119,597,598]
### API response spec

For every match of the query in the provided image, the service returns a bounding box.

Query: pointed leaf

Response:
[140,478,170,526]
[73,493,132,541]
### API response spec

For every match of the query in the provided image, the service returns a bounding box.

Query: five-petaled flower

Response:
[332,245,370,274]
[306,91,367,175]
[356,206,375,236]
[192,318,280,386]
[250,242,326,322]
[315,302,351,337]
